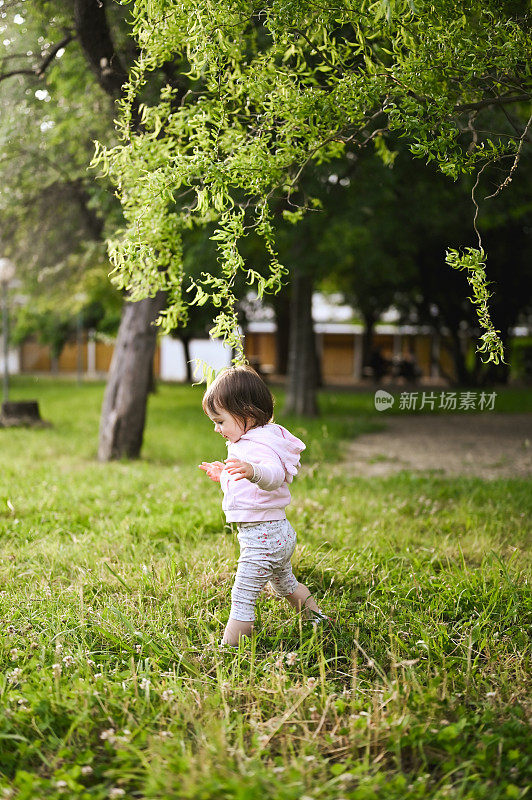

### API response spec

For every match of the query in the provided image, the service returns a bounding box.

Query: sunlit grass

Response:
[0,378,530,799]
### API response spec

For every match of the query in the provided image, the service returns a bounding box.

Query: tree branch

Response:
[0,34,75,84]
[36,34,75,77]
[484,109,532,200]
[454,94,531,113]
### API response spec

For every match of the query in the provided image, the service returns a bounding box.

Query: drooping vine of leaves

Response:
[445,248,505,365]
[92,0,531,364]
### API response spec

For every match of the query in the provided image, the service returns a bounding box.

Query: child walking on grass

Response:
[199,365,328,646]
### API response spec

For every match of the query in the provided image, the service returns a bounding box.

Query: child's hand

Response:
[224,457,254,481]
[198,461,225,482]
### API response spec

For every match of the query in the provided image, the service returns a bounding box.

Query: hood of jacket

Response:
[239,423,306,481]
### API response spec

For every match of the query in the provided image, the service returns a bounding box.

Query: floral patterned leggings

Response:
[230,519,299,622]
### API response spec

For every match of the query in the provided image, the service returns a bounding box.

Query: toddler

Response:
[199,365,328,646]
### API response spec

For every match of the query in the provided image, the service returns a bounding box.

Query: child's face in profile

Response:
[207,405,247,443]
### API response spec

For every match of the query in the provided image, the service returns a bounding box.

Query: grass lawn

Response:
[1,377,530,799]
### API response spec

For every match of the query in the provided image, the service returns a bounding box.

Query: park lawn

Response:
[0,377,530,800]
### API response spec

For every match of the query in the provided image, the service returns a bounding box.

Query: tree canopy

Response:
[94,0,531,366]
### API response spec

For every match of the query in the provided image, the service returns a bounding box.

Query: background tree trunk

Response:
[73,0,129,99]
[98,291,167,460]
[447,330,475,387]
[272,289,291,376]
[361,310,377,374]
[284,270,318,416]
[182,337,192,383]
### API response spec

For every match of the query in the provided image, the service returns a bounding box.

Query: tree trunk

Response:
[147,350,156,394]
[447,329,475,387]
[182,337,192,383]
[98,292,166,460]
[73,0,130,99]
[361,310,377,373]
[272,289,290,375]
[284,270,318,416]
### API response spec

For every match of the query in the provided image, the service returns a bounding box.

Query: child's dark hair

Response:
[202,365,274,429]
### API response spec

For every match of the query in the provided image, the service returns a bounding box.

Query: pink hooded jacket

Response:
[220,423,306,523]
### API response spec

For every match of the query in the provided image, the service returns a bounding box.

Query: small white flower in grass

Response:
[86,659,96,667]
[9,649,19,661]
[30,642,39,650]
[272,766,285,774]
[339,773,353,783]
[257,734,270,748]
[7,668,22,684]
[304,755,316,762]
[366,659,375,668]
[62,655,75,667]
[7,625,15,634]
[109,789,125,798]
[100,728,116,744]
[159,730,173,739]
[306,677,318,690]
[486,691,497,698]
[81,765,93,776]
[220,682,230,692]
[52,663,62,677]
[135,645,142,654]
[55,780,67,791]
[94,673,103,680]
[139,677,150,691]
[162,689,174,701]
[274,657,284,669]
[55,643,63,653]
[285,652,298,666]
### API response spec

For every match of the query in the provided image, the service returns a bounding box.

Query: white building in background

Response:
[157,293,361,380]
[0,348,20,376]
[159,337,232,382]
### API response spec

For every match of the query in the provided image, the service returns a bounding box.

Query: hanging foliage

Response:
[93,0,532,364]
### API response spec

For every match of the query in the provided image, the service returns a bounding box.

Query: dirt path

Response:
[344,413,532,479]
